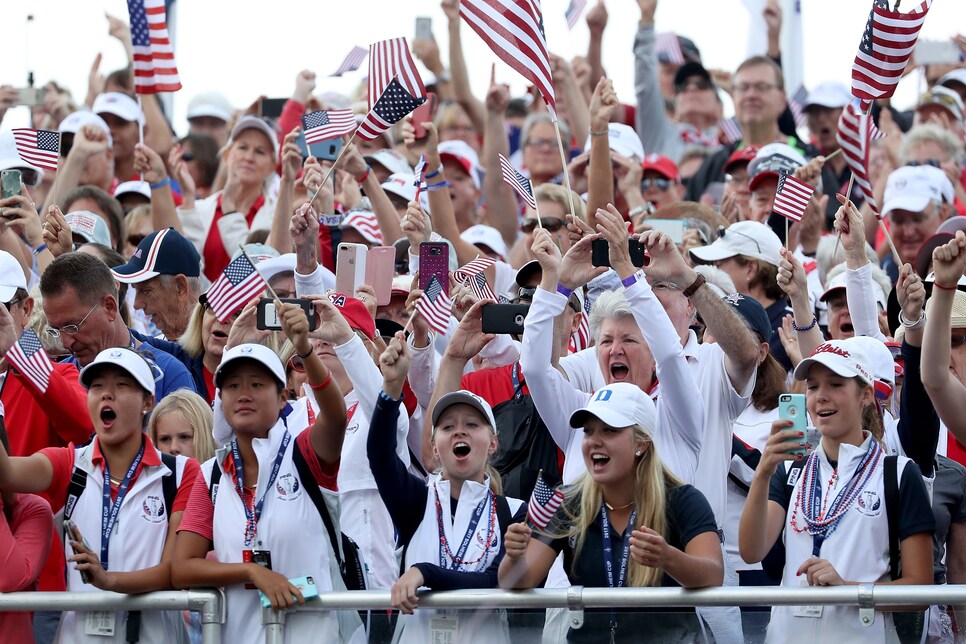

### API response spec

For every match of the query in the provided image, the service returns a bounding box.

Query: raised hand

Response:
[379,331,412,394]
[278,301,313,358]
[776,247,808,301]
[595,205,634,277]
[931,230,966,288]
[289,202,320,249]
[167,144,196,206]
[896,263,925,324]
[759,419,804,477]
[559,232,607,291]
[443,300,495,361]
[589,78,619,132]
[402,201,432,249]
[503,522,532,560]
[586,0,609,33]
[0,188,41,248]
[133,143,167,185]
[638,228,694,287]
[280,129,303,184]
[293,70,317,104]
[531,227,562,278]
[305,296,355,346]
[485,64,510,115]
[42,205,74,258]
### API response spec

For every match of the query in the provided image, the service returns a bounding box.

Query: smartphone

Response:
[648,219,686,245]
[915,40,962,66]
[778,393,810,456]
[411,92,439,140]
[481,303,529,335]
[415,16,433,41]
[365,246,395,306]
[591,238,648,268]
[258,97,288,119]
[256,298,319,332]
[304,136,344,163]
[336,242,368,295]
[64,520,93,584]
[13,87,45,107]
[418,242,450,295]
[260,575,318,608]
[1,170,21,202]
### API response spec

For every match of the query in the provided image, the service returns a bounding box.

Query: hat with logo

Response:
[113,180,152,202]
[721,293,771,342]
[793,339,874,385]
[381,173,431,212]
[689,220,782,267]
[187,91,234,123]
[228,116,279,158]
[431,389,497,429]
[58,111,113,147]
[0,250,27,303]
[80,347,156,396]
[112,227,202,283]
[569,382,658,432]
[849,336,897,400]
[364,149,412,176]
[882,164,954,219]
[748,143,807,191]
[93,92,144,125]
[460,225,508,261]
[723,145,760,173]
[803,82,851,111]
[582,123,645,162]
[215,343,286,388]
[917,86,964,124]
[439,140,483,190]
[326,292,376,340]
[819,270,888,311]
[641,154,680,182]
[65,211,113,248]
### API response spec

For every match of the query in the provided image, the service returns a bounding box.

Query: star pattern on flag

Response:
[373,79,425,123]
[304,111,331,130]
[6,329,53,393]
[528,471,564,530]
[129,0,151,47]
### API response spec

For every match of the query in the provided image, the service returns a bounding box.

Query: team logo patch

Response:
[141,495,166,523]
[786,466,802,487]
[275,473,302,500]
[856,490,881,517]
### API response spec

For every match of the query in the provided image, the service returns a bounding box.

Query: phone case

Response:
[481,304,529,335]
[778,393,808,455]
[419,242,449,296]
[336,243,368,296]
[256,298,318,332]
[365,246,395,306]
[591,239,647,268]
[411,93,439,140]
[1,170,21,200]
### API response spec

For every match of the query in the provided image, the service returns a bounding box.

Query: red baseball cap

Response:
[327,293,376,340]
[723,145,760,173]
[641,154,680,182]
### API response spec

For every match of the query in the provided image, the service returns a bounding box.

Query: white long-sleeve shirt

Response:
[845,262,887,341]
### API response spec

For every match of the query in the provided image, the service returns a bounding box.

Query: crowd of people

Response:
[0,0,965,642]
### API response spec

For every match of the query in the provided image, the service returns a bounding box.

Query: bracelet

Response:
[297,346,314,359]
[310,372,333,391]
[792,315,818,332]
[354,166,371,184]
[620,273,638,288]
[898,310,926,330]
[556,284,574,298]
[932,281,959,291]
[424,166,443,180]
[149,177,171,190]
[32,243,47,256]
[681,273,706,298]
[589,127,609,137]
[426,180,452,192]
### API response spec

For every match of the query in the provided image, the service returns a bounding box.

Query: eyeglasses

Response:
[906,159,941,168]
[288,354,305,372]
[953,335,966,349]
[525,138,556,150]
[45,302,100,338]
[675,79,713,93]
[734,82,780,94]
[641,178,673,192]
[3,296,24,311]
[521,217,565,233]
[716,226,762,254]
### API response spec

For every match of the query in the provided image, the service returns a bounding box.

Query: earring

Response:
[634,450,642,457]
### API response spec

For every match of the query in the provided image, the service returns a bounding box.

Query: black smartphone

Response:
[259,97,288,119]
[64,520,93,584]
[256,298,318,331]
[481,303,529,335]
[591,238,648,268]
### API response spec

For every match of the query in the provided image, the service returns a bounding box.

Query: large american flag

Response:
[656,32,685,66]
[6,330,53,394]
[528,471,564,530]
[788,85,809,130]
[331,46,368,77]
[415,275,453,335]
[205,254,268,322]
[836,102,885,217]
[302,109,356,145]
[12,129,60,171]
[565,0,587,30]
[569,312,591,353]
[341,210,383,244]
[126,0,181,94]
[499,154,537,209]
[357,78,425,143]
[852,0,931,111]
[460,0,556,117]
[368,37,425,109]
[773,172,813,223]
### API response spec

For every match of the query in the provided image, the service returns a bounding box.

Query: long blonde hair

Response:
[147,390,216,462]
[540,424,682,587]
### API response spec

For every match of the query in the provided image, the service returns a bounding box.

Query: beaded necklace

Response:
[434,486,498,571]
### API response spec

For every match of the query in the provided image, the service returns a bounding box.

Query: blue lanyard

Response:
[100,443,145,571]
[435,487,491,570]
[229,431,292,547]
[600,504,637,589]
[511,362,523,400]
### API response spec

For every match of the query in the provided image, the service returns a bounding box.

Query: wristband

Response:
[589,128,609,137]
[898,310,926,330]
[426,180,452,192]
[33,243,47,256]
[932,281,958,291]
[297,346,314,359]
[620,273,638,288]
[681,273,706,298]
[354,166,371,184]
[310,372,333,391]
[556,284,574,298]
[149,177,171,190]
[424,166,443,180]
[792,315,818,332]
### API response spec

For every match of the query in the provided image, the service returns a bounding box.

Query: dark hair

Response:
[736,256,785,302]
[79,243,131,326]
[245,229,270,245]
[63,186,125,254]
[735,55,784,89]
[40,252,117,305]
[105,69,133,93]
[179,134,221,188]
[217,358,286,395]
[752,353,788,412]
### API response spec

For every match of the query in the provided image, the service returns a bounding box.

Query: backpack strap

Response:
[63,466,88,523]
[159,453,178,520]
[208,462,222,503]
[494,494,513,538]
[884,454,900,580]
[291,444,346,570]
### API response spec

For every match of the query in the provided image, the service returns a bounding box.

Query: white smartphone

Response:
[335,243,368,295]
[415,16,433,41]
[648,219,686,245]
[915,40,961,66]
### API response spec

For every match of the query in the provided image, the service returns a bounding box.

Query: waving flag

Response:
[836,103,885,217]
[331,46,368,77]
[6,330,53,394]
[773,172,813,223]
[851,0,931,111]
[656,32,685,66]
[126,0,181,94]
[357,78,426,143]
[528,471,564,530]
[717,117,742,145]
[415,275,453,335]
[565,0,587,30]
[455,255,496,281]
[499,154,537,209]
[788,85,809,129]
[455,255,497,301]
[368,37,426,109]
[205,254,268,322]
[569,312,591,353]
[12,129,60,171]
[460,0,556,116]
[302,109,356,145]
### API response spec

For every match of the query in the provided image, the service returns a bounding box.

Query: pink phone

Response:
[365,246,395,306]
[335,243,367,295]
[418,242,449,296]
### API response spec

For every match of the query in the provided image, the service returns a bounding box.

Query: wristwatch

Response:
[682,274,706,298]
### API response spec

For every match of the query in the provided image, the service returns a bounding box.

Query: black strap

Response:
[159,453,178,519]
[63,467,89,523]
[884,455,900,580]
[494,495,512,537]
[291,444,346,574]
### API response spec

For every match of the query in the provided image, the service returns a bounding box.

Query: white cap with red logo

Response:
[793,339,874,386]
[439,140,483,189]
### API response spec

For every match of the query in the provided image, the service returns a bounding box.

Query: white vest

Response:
[203,419,364,644]
[395,476,523,644]
[55,441,189,644]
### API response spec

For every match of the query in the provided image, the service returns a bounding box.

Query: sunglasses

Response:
[906,159,941,169]
[953,335,966,349]
[288,355,305,372]
[180,152,195,162]
[521,217,566,233]
[3,296,24,311]
[675,79,713,93]
[641,178,673,192]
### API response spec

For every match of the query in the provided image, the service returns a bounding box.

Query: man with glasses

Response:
[641,154,684,210]
[39,252,197,400]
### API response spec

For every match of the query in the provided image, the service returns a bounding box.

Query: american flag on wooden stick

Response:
[499,154,537,209]
[368,37,426,109]
[415,275,453,335]
[565,0,587,30]
[6,330,53,394]
[528,470,564,530]
[836,102,885,217]
[357,78,425,143]
[205,254,268,322]
[331,46,368,77]
[302,110,356,145]
[126,0,181,94]
[773,172,813,223]
[12,129,60,171]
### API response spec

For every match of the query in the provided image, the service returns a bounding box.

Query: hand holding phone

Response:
[591,238,648,268]
[778,394,811,456]
[65,520,94,584]
[1,169,22,201]
[256,298,319,332]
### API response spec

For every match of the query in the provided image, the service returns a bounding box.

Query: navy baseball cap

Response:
[112,227,201,283]
[722,293,771,342]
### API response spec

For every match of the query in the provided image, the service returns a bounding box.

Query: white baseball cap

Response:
[113,180,152,201]
[917,86,964,124]
[439,140,483,190]
[0,250,27,302]
[58,110,113,147]
[65,211,113,248]
[79,347,156,396]
[187,91,234,123]
[582,123,645,162]
[937,69,966,91]
[364,149,412,176]
[460,225,508,261]
[93,92,144,125]
[793,339,874,385]
[689,220,783,268]
[804,82,852,111]
[569,383,657,432]
[882,165,954,219]
[431,390,497,429]
[381,172,431,212]
[228,116,279,158]
[849,336,896,394]
[255,253,297,283]
[819,270,887,311]
[215,343,286,388]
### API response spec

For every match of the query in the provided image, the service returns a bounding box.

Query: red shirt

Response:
[0,493,53,643]
[461,363,530,410]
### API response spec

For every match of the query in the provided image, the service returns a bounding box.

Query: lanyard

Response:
[511,362,523,400]
[600,503,637,638]
[229,431,292,548]
[100,443,145,571]
[435,487,492,571]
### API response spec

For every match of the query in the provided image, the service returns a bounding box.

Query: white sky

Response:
[2,0,964,134]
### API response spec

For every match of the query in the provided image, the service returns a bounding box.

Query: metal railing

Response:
[0,589,225,644]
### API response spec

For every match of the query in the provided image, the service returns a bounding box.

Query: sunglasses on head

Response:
[641,178,673,192]
[906,159,941,169]
[521,217,565,233]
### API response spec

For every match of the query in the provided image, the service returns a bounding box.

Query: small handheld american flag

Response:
[499,154,536,209]
[369,37,426,109]
[788,85,809,130]
[413,156,427,199]
[415,275,453,335]
[773,172,813,223]
[357,78,426,143]
[655,32,685,66]
[565,0,587,30]
[454,255,497,301]
[331,46,368,77]
[6,329,53,394]
[12,129,60,171]
[717,117,742,145]
[302,109,356,145]
[836,103,885,216]
[205,254,268,322]
[528,470,564,530]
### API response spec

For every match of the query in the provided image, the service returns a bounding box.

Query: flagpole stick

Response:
[238,244,283,303]
[534,196,543,228]
[403,307,419,335]
[136,95,145,183]
[552,120,577,219]
[832,173,856,259]
[823,148,842,162]
[307,131,358,209]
